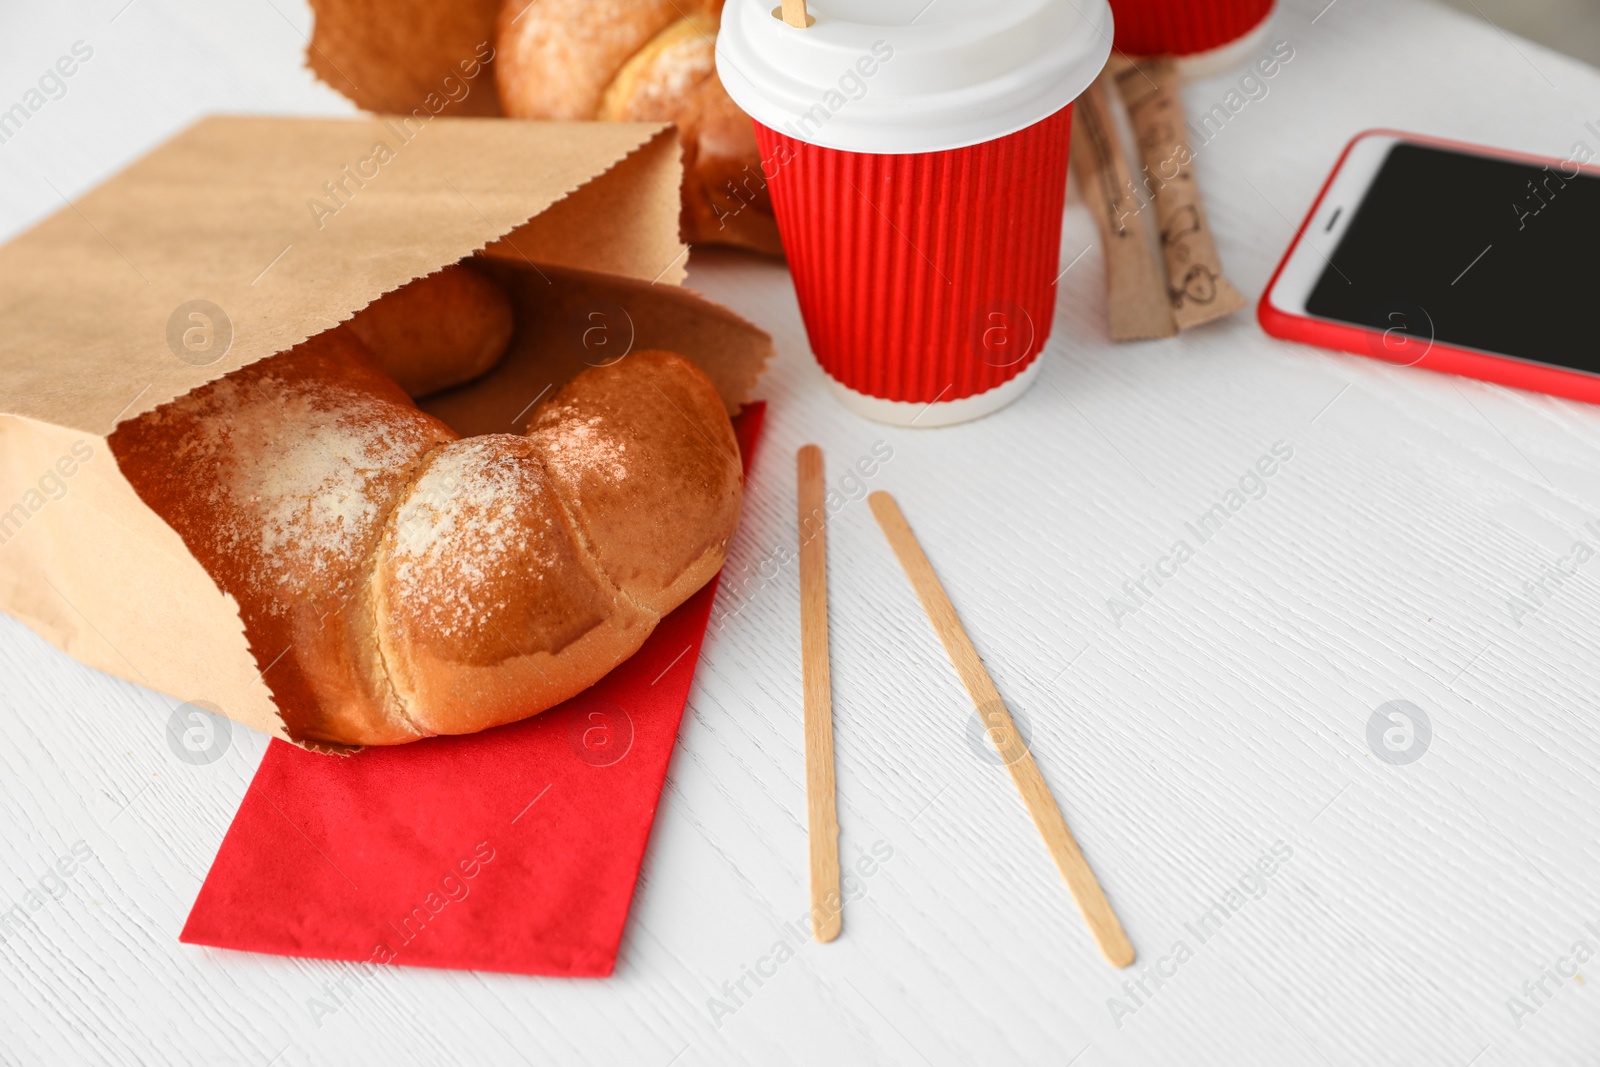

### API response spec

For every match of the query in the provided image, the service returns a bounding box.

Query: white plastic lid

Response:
[715,0,1114,155]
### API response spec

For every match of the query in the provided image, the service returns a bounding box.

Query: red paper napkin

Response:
[181,404,764,977]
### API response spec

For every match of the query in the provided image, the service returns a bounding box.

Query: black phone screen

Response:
[1306,142,1600,373]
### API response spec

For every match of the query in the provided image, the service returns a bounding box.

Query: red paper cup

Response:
[751,106,1072,423]
[1109,0,1276,75]
[717,0,1111,426]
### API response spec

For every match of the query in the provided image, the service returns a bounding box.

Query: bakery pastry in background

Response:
[302,0,783,254]
[495,0,783,255]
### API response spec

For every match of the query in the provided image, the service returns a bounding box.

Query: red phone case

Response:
[1257,128,1600,405]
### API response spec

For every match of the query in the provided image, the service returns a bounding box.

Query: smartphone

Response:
[1259,129,1600,404]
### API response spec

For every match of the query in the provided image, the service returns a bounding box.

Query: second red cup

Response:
[1109,0,1276,75]
[717,0,1112,426]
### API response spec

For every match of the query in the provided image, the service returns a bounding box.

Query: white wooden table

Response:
[5,1,1600,1063]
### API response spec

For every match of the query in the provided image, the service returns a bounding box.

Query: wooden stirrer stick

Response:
[798,445,841,941]
[868,491,1135,968]
[781,0,810,28]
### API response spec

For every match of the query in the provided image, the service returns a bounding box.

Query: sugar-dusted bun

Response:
[110,335,743,746]
[372,434,658,737]
[526,349,744,616]
[109,329,453,745]
[344,262,515,397]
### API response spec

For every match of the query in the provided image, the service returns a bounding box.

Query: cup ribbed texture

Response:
[753,106,1073,405]
[1109,0,1273,56]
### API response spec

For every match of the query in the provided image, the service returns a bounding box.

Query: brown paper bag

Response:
[0,114,770,744]
[307,0,504,118]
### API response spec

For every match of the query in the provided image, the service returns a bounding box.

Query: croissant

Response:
[108,331,743,746]
[495,0,783,256]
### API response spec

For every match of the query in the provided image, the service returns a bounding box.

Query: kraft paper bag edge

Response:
[0,114,682,436]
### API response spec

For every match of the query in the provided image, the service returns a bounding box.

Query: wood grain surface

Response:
[5,1,1600,1064]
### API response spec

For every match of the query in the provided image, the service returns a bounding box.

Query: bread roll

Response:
[526,349,740,616]
[345,263,515,397]
[109,333,742,746]
[495,0,782,256]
